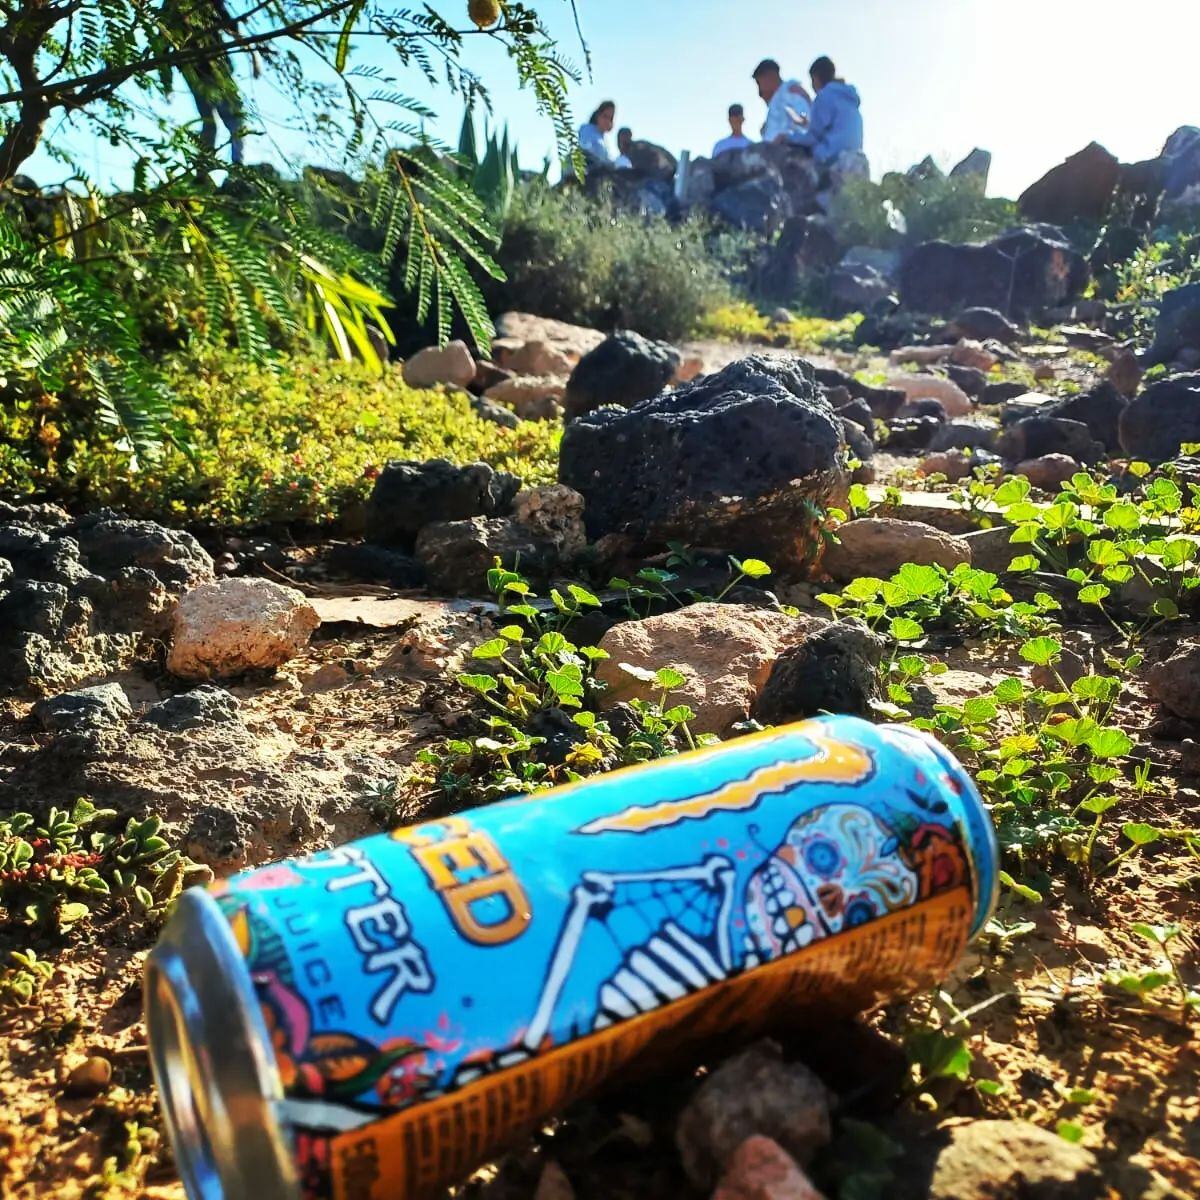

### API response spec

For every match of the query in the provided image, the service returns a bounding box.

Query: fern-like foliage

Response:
[1,0,583,463]
[368,145,504,350]
[0,209,182,466]
[0,168,394,462]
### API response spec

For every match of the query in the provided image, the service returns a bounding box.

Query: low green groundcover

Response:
[0,350,560,527]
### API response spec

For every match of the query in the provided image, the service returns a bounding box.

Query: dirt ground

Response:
[1,591,1197,1200]
[1,339,1197,1199]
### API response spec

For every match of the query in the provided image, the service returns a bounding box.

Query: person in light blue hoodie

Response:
[791,56,863,166]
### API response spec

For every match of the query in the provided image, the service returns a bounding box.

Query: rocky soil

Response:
[2,305,1200,1200]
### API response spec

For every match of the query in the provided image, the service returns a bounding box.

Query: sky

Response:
[22,0,1200,199]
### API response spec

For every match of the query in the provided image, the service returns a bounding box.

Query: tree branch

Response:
[0,19,52,183]
[41,10,77,86]
[0,1,351,109]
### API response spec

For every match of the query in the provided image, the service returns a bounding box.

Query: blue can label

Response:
[208,716,995,1199]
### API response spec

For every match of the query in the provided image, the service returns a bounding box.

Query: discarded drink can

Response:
[145,715,997,1200]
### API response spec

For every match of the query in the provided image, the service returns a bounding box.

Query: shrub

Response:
[830,173,1018,250]
[696,301,771,341]
[0,350,560,527]
[1113,231,1200,341]
[487,184,736,341]
[697,302,864,352]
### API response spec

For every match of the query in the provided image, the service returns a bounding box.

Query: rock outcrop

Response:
[899,225,1089,318]
[0,508,213,694]
[1018,142,1120,225]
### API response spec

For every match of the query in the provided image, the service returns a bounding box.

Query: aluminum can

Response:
[145,715,997,1200]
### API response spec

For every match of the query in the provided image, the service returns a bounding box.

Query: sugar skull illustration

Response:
[743,803,919,959]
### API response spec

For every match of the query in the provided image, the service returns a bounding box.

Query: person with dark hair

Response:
[791,55,864,165]
[579,100,618,166]
[615,126,634,169]
[751,58,811,144]
[712,103,753,158]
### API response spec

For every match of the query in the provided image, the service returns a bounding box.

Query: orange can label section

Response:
[328,886,973,1200]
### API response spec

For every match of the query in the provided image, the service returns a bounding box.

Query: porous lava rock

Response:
[414,518,532,595]
[899,226,1089,318]
[754,623,886,721]
[563,330,681,421]
[1119,373,1200,463]
[1046,381,1127,453]
[1149,282,1200,366]
[365,459,520,547]
[33,683,132,733]
[996,416,1105,464]
[0,508,213,694]
[144,685,241,731]
[559,356,849,572]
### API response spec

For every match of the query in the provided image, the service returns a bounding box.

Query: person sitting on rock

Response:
[712,103,753,158]
[752,59,811,145]
[615,126,634,170]
[789,56,864,166]
[579,101,619,168]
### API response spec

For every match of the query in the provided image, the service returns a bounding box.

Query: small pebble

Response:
[64,1055,112,1097]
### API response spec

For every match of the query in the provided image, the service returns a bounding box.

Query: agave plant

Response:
[457,106,521,223]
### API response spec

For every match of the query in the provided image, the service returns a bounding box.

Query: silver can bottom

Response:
[145,887,301,1200]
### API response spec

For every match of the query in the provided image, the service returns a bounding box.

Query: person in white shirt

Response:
[578,100,617,167]
[712,103,753,158]
[615,126,634,170]
[751,58,811,144]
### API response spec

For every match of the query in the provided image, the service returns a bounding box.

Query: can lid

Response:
[145,888,301,1200]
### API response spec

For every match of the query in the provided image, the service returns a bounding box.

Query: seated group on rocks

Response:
[577,54,866,181]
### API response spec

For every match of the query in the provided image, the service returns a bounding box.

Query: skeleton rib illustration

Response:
[522,856,737,1052]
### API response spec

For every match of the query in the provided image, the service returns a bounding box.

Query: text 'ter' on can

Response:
[145,714,998,1200]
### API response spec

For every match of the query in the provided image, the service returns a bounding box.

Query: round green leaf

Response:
[1086,727,1133,758]
[535,631,569,656]
[738,558,772,578]
[472,638,510,660]
[458,673,498,695]
[655,667,687,690]
[1020,636,1062,666]
[889,616,925,641]
[1102,502,1141,533]
[1122,822,1160,846]
[1077,583,1111,605]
